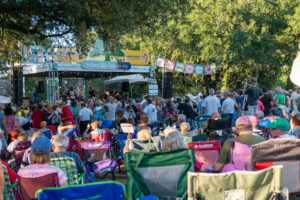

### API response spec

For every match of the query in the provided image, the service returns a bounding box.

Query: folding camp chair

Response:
[49,157,82,185]
[125,148,195,200]
[3,164,15,200]
[222,140,252,172]
[16,173,59,200]
[13,141,31,165]
[81,141,117,181]
[195,115,210,129]
[183,134,206,144]
[251,138,300,193]
[188,166,288,200]
[205,117,233,145]
[125,136,163,152]
[187,140,220,167]
[36,181,125,200]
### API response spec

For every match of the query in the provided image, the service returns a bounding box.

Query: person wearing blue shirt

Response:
[197,96,204,115]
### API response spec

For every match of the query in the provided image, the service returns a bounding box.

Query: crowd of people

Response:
[0,49,299,198]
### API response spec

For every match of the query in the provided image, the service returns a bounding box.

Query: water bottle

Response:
[89,172,95,183]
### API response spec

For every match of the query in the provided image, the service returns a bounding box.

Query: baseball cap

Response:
[266,118,290,131]
[31,136,52,155]
[235,116,252,129]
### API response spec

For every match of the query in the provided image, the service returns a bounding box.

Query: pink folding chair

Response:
[187,140,221,167]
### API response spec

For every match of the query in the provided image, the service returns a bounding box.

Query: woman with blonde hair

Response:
[18,136,67,186]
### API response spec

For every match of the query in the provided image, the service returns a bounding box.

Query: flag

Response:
[185,64,195,74]
[175,62,185,73]
[165,60,176,71]
[195,64,204,75]
[156,57,165,68]
[204,65,213,75]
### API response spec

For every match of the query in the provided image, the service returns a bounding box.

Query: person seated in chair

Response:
[21,131,44,167]
[7,132,28,153]
[18,136,68,186]
[289,114,300,138]
[213,116,264,172]
[123,128,152,153]
[39,121,52,140]
[50,134,84,174]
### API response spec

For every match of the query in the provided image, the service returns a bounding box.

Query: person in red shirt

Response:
[31,104,45,129]
[60,101,75,125]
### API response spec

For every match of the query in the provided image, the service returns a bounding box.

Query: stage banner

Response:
[156,57,166,68]
[165,60,176,71]
[204,65,213,75]
[195,64,204,75]
[185,64,195,74]
[175,62,185,73]
[122,50,150,65]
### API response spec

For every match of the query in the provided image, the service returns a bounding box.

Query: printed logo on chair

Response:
[204,65,213,75]
[224,189,245,200]
[195,64,204,75]
[175,62,185,73]
[185,64,195,74]
[165,60,175,71]
[156,57,165,68]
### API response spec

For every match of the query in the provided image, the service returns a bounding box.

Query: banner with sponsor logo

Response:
[165,60,175,71]
[185,64,195,74]
[195,64,204,75]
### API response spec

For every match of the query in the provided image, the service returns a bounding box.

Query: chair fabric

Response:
[36,181,125,200]
[222,141,252,173]
[81,141,110,162]
[195,115,210,129]
[183,134,206,144]
[13,141,31,165]
[188,166,285,200]
[205,117,233,145]
[75,139,94,159]
[187,140,220,167]
[3,164,15,200]
[125,148,195,200]
[16,173,59,200]
[126,136,163,152]
[49,157,78,185]
[251,138,300,193]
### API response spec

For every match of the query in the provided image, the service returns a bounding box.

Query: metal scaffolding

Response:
[47,63,59,103]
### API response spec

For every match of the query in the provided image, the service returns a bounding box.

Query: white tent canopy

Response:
[0,95,11,104]
[104,74,148,86]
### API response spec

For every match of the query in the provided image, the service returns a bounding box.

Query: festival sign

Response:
[175,62,185,73]
[81,60,131,70]
[156,57,166,68]
[56,47,86,63]
[195,64,204,75]
[204,65,213,75]
[23,45,52,63]
[165,60,176,71]
[185,64,195,74]
[122,50,150,66]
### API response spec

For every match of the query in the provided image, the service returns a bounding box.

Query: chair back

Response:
[3,164,15,200]
[49,157,78,185]
[36,181,124,200]
[81,141,110,162]
[46,126,56,136]
[195,115,210,129]
[125,136,163,152]
[251,138,300,193]
[207,117,232,130]
[13,141,31,165]
[125,148,195,200]
[74,139,94,159]
[188,166,286,200]
[187,140,220,167]
[16,173,59,200]
[183,134,206,144]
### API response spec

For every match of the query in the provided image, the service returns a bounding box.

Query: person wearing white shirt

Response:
[105,96,117,128]
[291,86,300,112]
[143,99,157,124]
[221,92,235,114]
[78,103,93,135]
[202,88,221,116]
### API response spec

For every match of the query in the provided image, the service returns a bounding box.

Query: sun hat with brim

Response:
[31,136,52,155]
[266,118,290,131]
[101,120,112,129]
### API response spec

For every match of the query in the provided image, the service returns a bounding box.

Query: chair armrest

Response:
[78,172,85,182]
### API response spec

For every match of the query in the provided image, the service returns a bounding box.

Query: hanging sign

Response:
[185,64,195,74]
[156,57,166,68]
[175,62,185,73]
[82,60,131,70]
[122,50,150,65]
[204,65,213,75]
[165,60,175,71]
[195,64,204,75]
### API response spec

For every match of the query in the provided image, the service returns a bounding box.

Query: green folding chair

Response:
[125,148,195,200]
[49,157,84,185]
[3,164,15,200]
[195,115,210,129]
[188,165,288,200]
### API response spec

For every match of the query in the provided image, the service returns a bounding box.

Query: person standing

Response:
[202,88,221,116]
[260,88,273,116]
[177,98,195,121]
[244,78,262,116]
[221,92,235,118]
[105,96,117,128]
[0,105,7,149]
[60,101,75,125]
[31,104,44,129]
[143,98,157,126]
[291,86,300,113]
[78,103,93,136]
[290,42,300,86]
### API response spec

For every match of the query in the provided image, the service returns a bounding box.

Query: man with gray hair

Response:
[202,88,221,115]
[51,134,84,173]
[255,110,264,121]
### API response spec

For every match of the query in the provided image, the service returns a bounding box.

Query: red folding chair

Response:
[187,140,221,167]
[46,126,56,136]
[16,173,59,200]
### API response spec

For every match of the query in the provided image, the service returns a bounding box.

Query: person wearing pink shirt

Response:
[257,100,265,111]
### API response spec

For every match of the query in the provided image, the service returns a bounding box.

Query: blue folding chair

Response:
[36,181,125,200]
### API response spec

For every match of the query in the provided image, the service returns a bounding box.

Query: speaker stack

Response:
[163,72,173,98]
